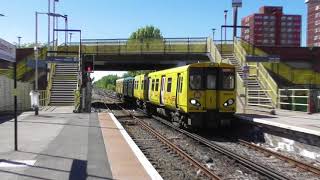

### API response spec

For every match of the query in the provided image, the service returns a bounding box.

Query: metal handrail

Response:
[278,89,310,112]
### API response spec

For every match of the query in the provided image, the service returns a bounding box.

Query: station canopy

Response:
[0,38,16,62]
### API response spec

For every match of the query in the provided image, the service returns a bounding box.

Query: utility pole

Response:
[232,0,242,38]
[48,0,51,50]
[224,10,228,41]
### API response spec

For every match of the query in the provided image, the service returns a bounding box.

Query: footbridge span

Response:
[56,37,215,71]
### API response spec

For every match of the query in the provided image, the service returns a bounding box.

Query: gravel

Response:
[132,114,267,180]
[121,118,209,180]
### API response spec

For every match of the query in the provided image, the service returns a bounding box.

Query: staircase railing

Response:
[207,38,223,63]
[234,38,278,108]
[46,63,56,106]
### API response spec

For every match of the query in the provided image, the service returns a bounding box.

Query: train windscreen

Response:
[220,68,235,90]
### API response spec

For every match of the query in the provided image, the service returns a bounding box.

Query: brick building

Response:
[241,6,301,47]
[306,0,320,47]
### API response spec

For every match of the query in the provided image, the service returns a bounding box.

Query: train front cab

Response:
[186,63,236,128]
[116,78,124,98]
[123,77,135,101]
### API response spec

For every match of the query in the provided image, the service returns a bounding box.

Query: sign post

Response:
[0,38,17,150]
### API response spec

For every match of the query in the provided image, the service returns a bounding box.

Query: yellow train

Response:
[116,62,236,128]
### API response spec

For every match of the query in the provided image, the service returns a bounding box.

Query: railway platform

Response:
[0,106,161,180]
[236,108,320,137]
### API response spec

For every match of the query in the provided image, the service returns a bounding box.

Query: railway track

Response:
[238,139,320,176]
[113,103,221,180]
[94,89,320,179]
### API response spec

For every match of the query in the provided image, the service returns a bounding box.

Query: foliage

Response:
[129,25,163,40]
[122,70,153,78]
[93,74,118,91]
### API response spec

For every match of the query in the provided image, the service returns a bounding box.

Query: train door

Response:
[160,76,166,105]
[176,73,183,108]
[143,75,149,100]
[148,77,152,101]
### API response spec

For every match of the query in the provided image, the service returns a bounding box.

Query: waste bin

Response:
[29,90,39,115]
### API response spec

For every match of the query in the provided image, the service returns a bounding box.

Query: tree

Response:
[129,25,163,40]
[93,74,118,91]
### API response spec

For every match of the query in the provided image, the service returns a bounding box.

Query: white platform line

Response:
[0,160,36,168]
[109,113,163,180]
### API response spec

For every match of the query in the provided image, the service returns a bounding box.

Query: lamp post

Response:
[69,32,73,45]
[224,10,228,41]
[212,28,216,41]
[17,36,22,48]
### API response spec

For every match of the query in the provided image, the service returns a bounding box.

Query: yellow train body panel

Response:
[134,74,144,100]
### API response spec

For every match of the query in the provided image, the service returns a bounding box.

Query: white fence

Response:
[0,76,33,112]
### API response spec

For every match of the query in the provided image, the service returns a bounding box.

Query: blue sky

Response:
[0,0,308,80]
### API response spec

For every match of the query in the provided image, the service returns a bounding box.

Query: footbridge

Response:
[55,37,214,70]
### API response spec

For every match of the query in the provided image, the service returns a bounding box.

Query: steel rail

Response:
[239,139,320,176]
[94,89,289,179]
[151,116,289,180]
[115,104,221,180]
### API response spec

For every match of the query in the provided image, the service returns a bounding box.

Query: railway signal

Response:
[84,56,94,73]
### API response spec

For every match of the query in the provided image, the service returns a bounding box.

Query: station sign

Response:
[27,59,47,69]
[232,0,242,7]
[46,57,79,63]
[246,55,280,63]
[0,38,16,62]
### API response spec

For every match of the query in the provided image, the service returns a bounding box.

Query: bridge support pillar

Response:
[80,75,92,113]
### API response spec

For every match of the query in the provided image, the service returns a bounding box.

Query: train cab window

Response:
[151,79,155,91]
[190,75,202,90]
[221,69,235,90]
[207,73,217,89]
[155,79,159,91]
[141,80,144,90]
[167,78,172,92]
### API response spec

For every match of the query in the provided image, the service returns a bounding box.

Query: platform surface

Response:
[0,106,161,180]
[236,108,320,137]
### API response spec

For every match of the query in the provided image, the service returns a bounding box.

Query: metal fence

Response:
[79,37,208,54]
[278,89,310,112]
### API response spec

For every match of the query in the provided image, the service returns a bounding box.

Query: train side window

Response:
[155,79,159,91]
[167,78,172,92]
[151,79,155,91]
[180,77,183,93]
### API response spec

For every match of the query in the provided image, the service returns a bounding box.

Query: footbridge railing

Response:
[234,38,278,108]
[78,37,208,55]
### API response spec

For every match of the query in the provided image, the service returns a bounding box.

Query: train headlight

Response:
[190,99,197,105]
[190,99,201,106]
[224,98,235,107]
[228,99,234,105]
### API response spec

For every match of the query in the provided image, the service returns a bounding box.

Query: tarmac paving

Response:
[0,106,113,180]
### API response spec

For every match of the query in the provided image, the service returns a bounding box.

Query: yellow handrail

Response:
[207,38,222,63]
[234,38,278,108]
[46,63,56,106]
